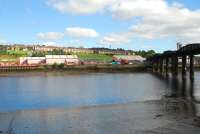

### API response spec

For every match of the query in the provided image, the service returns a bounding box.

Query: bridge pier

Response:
[171,56,178,77]
[165,58,169,76]
[153,60,158,73]
[175,56,178,76]
[159,59,163,74]
[190,55,194,79]
[182,55,186,77]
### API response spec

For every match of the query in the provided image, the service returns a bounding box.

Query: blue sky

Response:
[0,0,200,52]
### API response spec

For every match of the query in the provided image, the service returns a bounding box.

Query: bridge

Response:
[147,43,200,79]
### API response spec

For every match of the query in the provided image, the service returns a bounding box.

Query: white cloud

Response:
[42,42,59,46]
[0,39,7,44]
[47,0,115,15]
[46,0,200,45]
[111,0,168,20]
[65,27,99,38]
[129,4,200,43]
[109,0,200,44]
[100,32,131,45]
[37,32,64,41]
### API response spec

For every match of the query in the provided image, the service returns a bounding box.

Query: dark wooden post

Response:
[152,60,157,73]
[190,55,194,79]
[159,59,163,74]
[170,57,174,74]
[174,56,178,76]
[172,56,178,76]
[182,55,186,77]
[152,61,155,72]
[156,60,159,72]
[165,57,169,75]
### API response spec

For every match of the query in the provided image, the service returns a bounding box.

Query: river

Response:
[0,71,200,112]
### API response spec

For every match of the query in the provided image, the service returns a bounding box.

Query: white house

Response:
[19,57,45,65]
[27,57,46,65]
[19,55,79,65]
[65,55,79,65]
[45,55,66,65]
[19,57,28,65]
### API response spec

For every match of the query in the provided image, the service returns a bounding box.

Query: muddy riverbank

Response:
[0,98,200,134]
[0,64,148,73]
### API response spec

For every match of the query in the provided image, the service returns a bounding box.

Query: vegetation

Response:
[31,49,68,57]
[0,44,156,63]
[134,50,156,58]
[51,63,65,70]
[76,53,112,62]
[0,49,28,62]
[6,50,28,57]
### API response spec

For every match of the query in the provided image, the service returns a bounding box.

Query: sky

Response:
[0,0,200,52]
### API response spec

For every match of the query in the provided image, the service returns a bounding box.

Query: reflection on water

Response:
[1,71,200,113]
[153,71,200,118]
[0,72,167,111]
[154,72,200,102]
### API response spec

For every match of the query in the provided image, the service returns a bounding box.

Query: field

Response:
[76,53,112,62]
[0,50,28,62]
[0,55,18,62]
[0,50,113,62]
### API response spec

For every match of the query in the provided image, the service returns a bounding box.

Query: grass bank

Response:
[76,53,112,62]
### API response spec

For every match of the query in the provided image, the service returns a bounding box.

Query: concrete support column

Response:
[182,55,186,77]
[159,59,163,74]
[172,56,178,76]
[190,55,194,79]
[152,62,155,72]
[153,61,157,72]
[170,57,173,74]
[165,58,169,75]
[154,60,157,72]
[174,56,178,76]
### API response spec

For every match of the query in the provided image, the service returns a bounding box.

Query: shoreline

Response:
[0,97,169,113]
[0,98,200,134]
[0,64,148,73]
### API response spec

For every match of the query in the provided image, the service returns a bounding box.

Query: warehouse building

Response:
[112,55,146,64]
[19,55,79,65]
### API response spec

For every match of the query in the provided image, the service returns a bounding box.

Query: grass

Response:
[0,50,28,62]
[6,50,28,56]
[0,55,19,62]
[76,53,112,62]
[0,51,113,62]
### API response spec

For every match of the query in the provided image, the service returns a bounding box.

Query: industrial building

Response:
[112,55,146,64]
[19,55,79,65]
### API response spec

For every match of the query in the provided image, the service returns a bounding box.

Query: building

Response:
[91,48,130,55]
[112,55,146,64]
[19,57,45,65]
[33,45,59,52]
[65,55,80,65]
[19,55,79,65]
[45,55,67,65]
[63,47,94,54]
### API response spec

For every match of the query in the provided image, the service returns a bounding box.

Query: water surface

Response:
[0,72,200,112]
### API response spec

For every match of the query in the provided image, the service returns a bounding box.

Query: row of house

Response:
[19,55,79,65]
[33,46,131,55]
[5,44,133,55]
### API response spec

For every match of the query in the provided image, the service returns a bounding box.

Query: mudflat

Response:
[0,99,200,134]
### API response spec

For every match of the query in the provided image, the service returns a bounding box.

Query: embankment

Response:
[0,64,148,73]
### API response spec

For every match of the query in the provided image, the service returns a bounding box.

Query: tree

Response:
[134,50,156,58]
